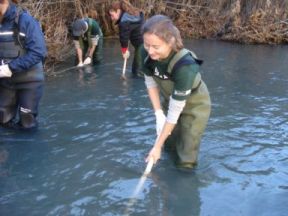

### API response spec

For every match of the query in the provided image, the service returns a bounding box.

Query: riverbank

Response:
[15,0,288,72]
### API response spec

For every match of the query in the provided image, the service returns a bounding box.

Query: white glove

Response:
[83,57,92,65]
[122,50,130,59]
[155,109,166,135]
[0,64,12,78]
[77,62,84,67]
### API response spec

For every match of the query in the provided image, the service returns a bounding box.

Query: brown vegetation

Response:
[14,0,288,73]
[164,0,288,44]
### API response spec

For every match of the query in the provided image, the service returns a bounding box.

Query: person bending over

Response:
[109,0,144,78]
[72,17,103,67]
[141,15,211,169]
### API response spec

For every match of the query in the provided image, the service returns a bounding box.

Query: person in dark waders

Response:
[72,16,103,67]
[108,0,144,78]
[141,15,211,170]
[0,0,47,130]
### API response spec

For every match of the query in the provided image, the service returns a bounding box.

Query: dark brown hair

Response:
[87,9,98,19]
[109,0,140,16]
[142,15,184,52]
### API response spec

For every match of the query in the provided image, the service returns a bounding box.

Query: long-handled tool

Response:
[124,158,154,215]
[121,42,130,80]
[47,62,121,77]
[144,157,154,176]
[121,57,128,80]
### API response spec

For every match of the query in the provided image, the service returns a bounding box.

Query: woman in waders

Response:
[142,15,211,169]
[108,0,144,78]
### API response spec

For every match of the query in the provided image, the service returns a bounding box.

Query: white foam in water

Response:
[124,158,154,215]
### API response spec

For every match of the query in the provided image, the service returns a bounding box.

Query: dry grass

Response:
[14,0,288,73]
[162,0,288,44]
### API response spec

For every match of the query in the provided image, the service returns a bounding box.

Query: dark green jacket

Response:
[141,46,211,114]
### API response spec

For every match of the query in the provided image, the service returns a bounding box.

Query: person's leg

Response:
[131,45,144,77]
[0,84,17,127]
[175,105,210,169]
[17,82,44,130]
[164,123,179,152]
[92,37,103,65]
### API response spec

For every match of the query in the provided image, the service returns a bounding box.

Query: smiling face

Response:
[109,9,121,21]
[143,33,173,61]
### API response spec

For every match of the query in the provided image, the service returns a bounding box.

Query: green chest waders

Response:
[152,49,211,169]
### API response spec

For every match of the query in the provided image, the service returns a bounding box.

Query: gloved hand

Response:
[77,62,84,67]
[122,50,130,59]
[155,109,166,135]
[83,57,92,65]
[0,64,12,78]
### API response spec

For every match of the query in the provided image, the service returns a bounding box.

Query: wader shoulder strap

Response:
[167,49,190,74]
[14,6,25,49]
[167,49,203,75]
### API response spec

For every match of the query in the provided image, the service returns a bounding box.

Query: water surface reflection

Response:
[1,39,287,216]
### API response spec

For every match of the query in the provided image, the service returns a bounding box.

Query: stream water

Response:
[1,39,287,216]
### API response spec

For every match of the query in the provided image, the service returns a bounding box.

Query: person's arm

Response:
[84,20,100,64]
[73,39,83,66]
[145,75,165,133]
[85,44,96,60]
[144,75,175,163]
[146,85,162,112]
[145,96,184,164]
[145,65,198,164]
[8,13,47,73]
[146,120,176,164]
[83,41,96,65]
[119,21,130,58]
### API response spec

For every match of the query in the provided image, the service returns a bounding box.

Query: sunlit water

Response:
[1,39,287,216]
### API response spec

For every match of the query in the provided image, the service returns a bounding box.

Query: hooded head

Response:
[72,19,88,37]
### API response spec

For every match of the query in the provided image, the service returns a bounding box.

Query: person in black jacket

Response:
[0,0,47,130]
[109,0,144,78]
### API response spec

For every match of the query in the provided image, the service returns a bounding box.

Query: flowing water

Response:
[1,39,287,216]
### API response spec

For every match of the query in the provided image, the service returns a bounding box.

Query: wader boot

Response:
[132,45,144,78]
[19,111,38,130]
